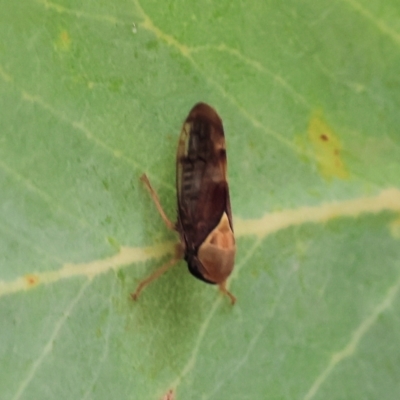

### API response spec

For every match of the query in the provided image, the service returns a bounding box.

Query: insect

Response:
[131,102,236,304]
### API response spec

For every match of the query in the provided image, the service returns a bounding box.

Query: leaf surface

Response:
[1,0,400,399]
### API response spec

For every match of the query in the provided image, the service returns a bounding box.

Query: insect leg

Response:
[218,281,236,305]
[130,256,180,301]
[140,174,175,231]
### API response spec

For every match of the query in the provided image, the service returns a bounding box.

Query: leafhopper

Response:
[132,103,236,304]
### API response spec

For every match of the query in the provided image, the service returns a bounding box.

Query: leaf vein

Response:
[1,189,399,297]
[12,280,90,400]
[132,0,306,156]
[190,43,311,109]
[342,0,400,46]
[82,278,116,400]
[303,275,400,400]
[36,0,127,25]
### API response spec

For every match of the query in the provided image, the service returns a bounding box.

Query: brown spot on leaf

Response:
[25,274,39,287]
[308,111,349,180]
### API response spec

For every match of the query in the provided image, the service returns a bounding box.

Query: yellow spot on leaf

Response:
[56,30,71,51]
[308,112,349,180]
[390,217,400,238]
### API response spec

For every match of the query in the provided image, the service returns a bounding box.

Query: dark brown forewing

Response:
[176,103,233,249]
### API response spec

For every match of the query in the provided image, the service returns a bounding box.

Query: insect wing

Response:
[176,103,233,248]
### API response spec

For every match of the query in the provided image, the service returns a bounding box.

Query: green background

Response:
[1,0,400,399]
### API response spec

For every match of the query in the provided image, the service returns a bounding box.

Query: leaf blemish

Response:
[308,111,349,180]
[55,29,71,52]
[24,274,39,288]
[390,217,400,239]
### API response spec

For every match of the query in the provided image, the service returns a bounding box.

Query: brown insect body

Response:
[132,103,236,304]
[176,103,235,287]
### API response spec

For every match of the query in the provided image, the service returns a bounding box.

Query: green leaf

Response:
[1,0,400,399]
